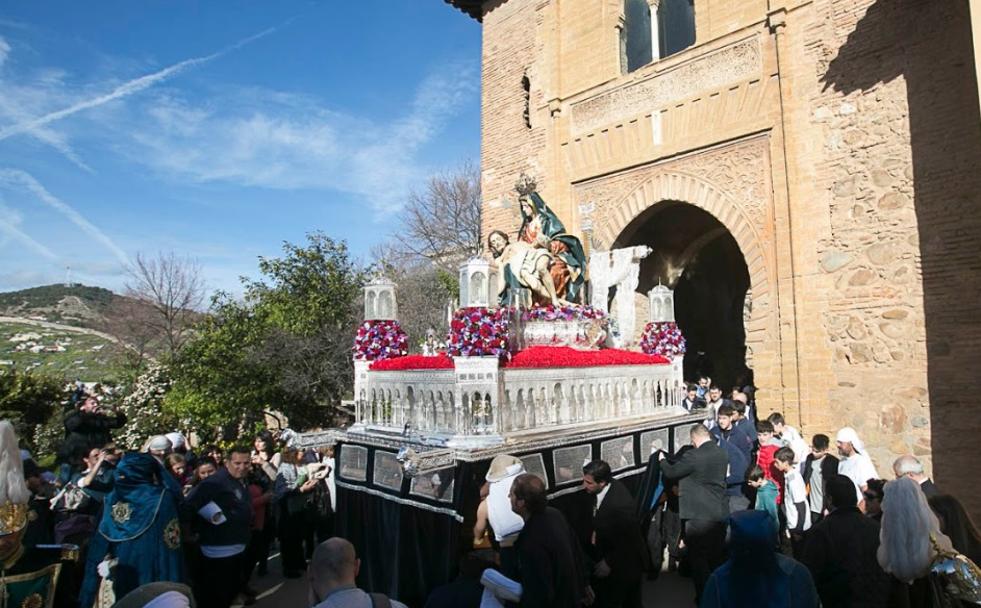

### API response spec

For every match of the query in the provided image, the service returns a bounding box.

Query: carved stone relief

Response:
[571,36,762,135]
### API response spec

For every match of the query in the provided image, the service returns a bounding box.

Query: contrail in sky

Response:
[0,25,281,143]
[0,169,129,265]
[0,202,58,261]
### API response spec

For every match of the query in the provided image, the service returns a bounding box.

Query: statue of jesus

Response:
[487,230,568,307]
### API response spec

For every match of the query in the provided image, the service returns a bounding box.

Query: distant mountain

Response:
[0,284,124,328]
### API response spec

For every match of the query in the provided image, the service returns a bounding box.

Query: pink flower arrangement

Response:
[521,304,606,322]
[639,322,687,358]
[353,320,409,361]
[446,307,511,359]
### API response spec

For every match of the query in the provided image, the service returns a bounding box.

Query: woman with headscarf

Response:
[700,509,820,607]
[79,452,186,608]
[879,477,981,607]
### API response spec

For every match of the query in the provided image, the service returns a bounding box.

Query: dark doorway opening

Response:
[614,200,751,390]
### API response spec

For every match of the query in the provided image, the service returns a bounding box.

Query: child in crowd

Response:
[773,447,811,558]
[755,420,785,504]
[747,465,779,540]
[768,412,809,466]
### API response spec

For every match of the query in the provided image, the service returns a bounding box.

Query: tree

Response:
[392,162,482,275]
[0,369,64,451]
[117,363,177,449]
[124,252,205,361]
[168,232,367,436]
[101,295,161,376]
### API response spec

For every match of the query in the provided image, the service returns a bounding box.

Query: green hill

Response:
[0,284,117,327]
[0,319,126,382]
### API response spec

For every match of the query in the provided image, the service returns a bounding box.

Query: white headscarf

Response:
[836,426,865,453]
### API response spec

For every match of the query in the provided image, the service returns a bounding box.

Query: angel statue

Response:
[517,191,587,304]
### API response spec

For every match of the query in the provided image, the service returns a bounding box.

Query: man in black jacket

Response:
[582,460,647,608]
[510,473,587,608]
[182,445,254,608]
[800,475,892,607]
[659,423,729,605]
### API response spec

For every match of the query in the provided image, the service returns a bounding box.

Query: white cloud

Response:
[113,62,478,214]
[0,26,280,144]
[0,37,10,68]
[0,168,129,265]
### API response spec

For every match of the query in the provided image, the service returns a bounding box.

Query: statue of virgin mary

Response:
[517,192,587,304]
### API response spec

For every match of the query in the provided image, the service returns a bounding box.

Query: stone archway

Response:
[595,171,772,389]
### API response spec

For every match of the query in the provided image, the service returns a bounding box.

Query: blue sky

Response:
[0,1,482,296]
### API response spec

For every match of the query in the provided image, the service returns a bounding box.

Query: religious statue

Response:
[486,185,588,307]
[488,230,566,306]
[517,192,587,304]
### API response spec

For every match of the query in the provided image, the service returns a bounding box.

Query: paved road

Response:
[235,550,696,608]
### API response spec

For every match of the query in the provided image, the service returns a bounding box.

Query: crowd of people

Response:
[469,382,981,607]
[3,382,981,608]
[3,388,341,608]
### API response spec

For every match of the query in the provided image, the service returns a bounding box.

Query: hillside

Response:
[0,284,118,327]
[0,319,127,382]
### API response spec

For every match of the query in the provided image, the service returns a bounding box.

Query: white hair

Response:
[877,476,953,582]
[0,421,30,505]
[892,454,924,477]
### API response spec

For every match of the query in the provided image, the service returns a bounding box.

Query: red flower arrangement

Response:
[353,320,409,361]
[370,354,455,371]
[639,322,687,358]
[521,304,606,322]
[446,307,511,359]
[506,346,669,368]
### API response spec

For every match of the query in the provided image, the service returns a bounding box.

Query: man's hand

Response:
[658,451,666,462]
[593,560,611,578]
[583,585,596,606]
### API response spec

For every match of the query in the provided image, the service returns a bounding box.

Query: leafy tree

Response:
[168,232,367,437]
[0,369,64,450]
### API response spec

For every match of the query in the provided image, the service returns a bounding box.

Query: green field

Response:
[0,320,128,382]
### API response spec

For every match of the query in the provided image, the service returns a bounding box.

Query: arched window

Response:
[657,0,695,59]
[622,0,653,73]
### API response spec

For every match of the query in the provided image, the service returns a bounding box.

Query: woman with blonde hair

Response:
[878,477,981,606]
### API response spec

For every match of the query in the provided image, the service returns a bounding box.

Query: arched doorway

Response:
[613,200,751,389]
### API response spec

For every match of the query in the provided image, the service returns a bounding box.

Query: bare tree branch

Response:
[124,252,206,360]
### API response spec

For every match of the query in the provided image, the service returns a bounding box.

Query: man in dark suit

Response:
[892,454,939,497]
[510,473,588,608]
[659,423,729,605]
[582,460,647,608]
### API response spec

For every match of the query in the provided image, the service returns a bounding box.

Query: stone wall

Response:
[796,0,981,513]
[473,0,981,515]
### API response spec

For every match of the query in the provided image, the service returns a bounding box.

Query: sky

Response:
[0,1,482,296]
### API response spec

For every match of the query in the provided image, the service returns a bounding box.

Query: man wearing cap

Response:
[835,427,879,505]
[0,420,79,608]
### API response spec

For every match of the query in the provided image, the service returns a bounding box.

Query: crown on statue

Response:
[514,174,538,197]
[0,501,28,536]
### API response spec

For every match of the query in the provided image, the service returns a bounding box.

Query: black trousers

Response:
[593,575,642,608]
[683,519,727,604]
[195,550,245,608]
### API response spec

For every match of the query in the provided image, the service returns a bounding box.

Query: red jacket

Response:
[756,443,785,505]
